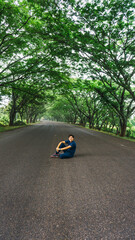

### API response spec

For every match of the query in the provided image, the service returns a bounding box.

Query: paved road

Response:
[0,121,135,240]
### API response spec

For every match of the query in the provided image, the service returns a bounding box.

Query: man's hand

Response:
[56,147,61,152]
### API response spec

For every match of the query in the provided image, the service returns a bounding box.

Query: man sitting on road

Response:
[51,134,76,159]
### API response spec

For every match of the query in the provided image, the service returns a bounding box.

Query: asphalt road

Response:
[0,121,135,240]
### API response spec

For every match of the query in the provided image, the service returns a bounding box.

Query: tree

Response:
[45,96,78,123]
[0,0,74,125]
[58,79,111,129]
[8,79,50,125]
[62,0,135,136]
[0,0,72,96]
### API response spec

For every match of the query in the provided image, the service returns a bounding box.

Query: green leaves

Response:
[0,0,134,135]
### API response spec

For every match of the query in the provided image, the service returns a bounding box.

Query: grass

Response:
[92,128,135,142]
[0,121,41,133]
[74,124,135,143]
[0,125,27,132]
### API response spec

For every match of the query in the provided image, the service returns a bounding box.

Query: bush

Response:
[0,116,9,125]
[13,121,26,126]
[126,129,132,137]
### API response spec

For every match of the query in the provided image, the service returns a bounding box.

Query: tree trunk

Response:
[88,116,93,128]
[73,114,77,124]
[79,117,86,127]
[79,122,86,127]
[116,127,120,135]
[9,91,17,126]
[120,121,127,137]
[30,117,32,123]
[89,122,92,128]
[9,110,16,126]
[33,114,38,123]
[19,112,23,121]
[111,124,115,132]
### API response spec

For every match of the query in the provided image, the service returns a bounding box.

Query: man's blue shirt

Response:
[65,140,76,156]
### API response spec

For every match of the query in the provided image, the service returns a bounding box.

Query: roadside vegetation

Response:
[0,0,134,138]
[45,92,135,141]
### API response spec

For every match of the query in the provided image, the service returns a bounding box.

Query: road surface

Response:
[0,121,135,240]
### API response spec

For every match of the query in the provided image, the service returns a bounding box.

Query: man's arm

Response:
[59,145,71,151]
[56,141,66,151]
[56,141,65,148]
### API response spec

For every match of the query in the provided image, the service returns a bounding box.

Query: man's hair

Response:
[68,134,74,138]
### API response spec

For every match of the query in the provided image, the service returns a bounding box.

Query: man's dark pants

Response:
[56,143,73,159]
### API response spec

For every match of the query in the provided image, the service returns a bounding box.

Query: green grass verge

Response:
[0,122,41,133]
[91,128,135,142]
[74,124,135,143]
[0,125,27,132]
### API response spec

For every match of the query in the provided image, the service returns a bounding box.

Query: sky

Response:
[0,96,10,107]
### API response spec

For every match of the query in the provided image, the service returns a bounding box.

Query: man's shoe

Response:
[50,153,59,158]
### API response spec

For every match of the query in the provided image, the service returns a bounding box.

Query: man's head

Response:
[68,134,74,142]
